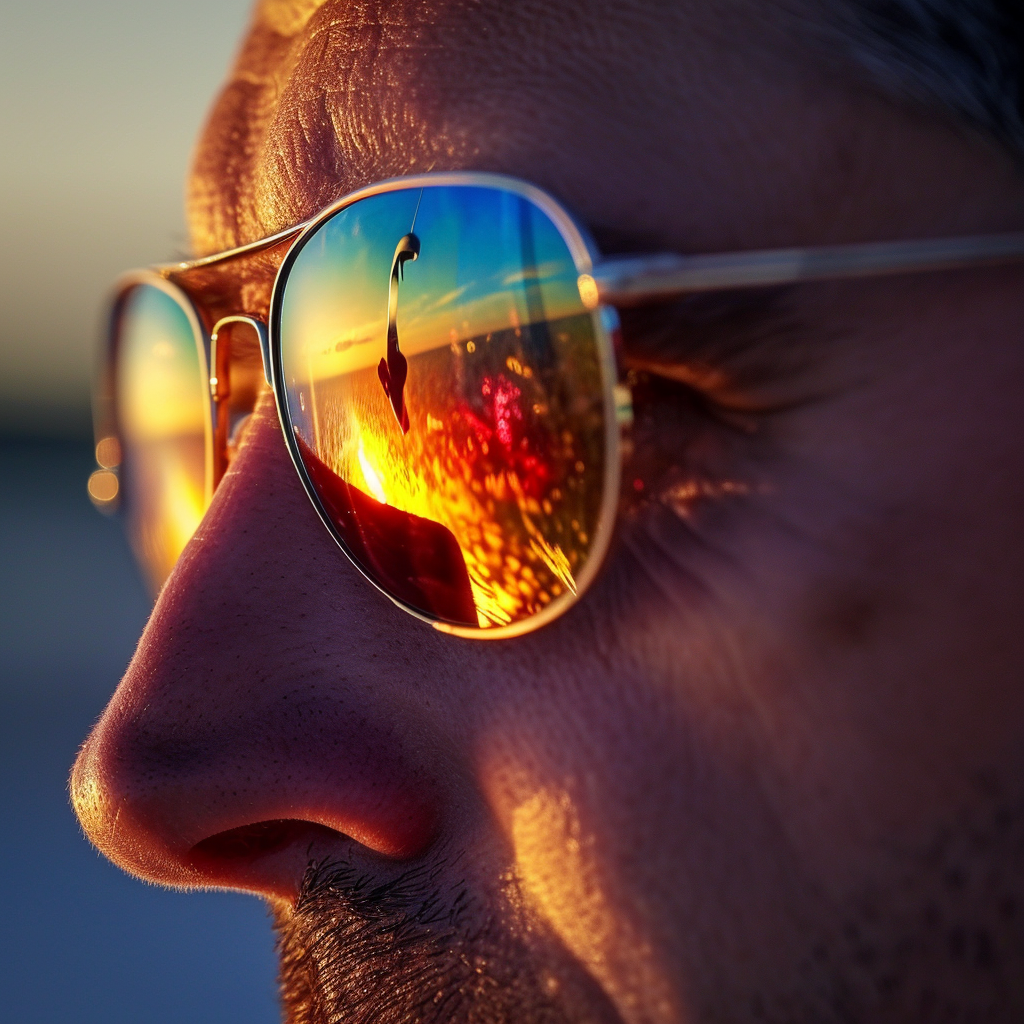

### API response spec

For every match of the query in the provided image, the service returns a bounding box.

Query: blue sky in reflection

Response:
[280,185,584,382]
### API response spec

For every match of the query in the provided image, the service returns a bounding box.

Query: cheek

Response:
[506,786,682,1024]
[470,653,692,1024]
[468,620,835,1019]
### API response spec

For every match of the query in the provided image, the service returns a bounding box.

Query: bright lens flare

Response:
[87,469,119,507]
[357,438,388,504]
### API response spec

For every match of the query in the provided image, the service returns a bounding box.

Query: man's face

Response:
[72,0,1024,1020]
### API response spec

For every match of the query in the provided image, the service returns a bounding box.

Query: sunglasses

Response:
[90,171,1024,638]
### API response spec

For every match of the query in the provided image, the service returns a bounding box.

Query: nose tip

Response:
[70,689,440,897]
[71,395,443,898]
[71,704,440,897]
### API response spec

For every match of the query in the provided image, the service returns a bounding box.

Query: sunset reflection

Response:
[280,185,609,630]
[115,282,210,589]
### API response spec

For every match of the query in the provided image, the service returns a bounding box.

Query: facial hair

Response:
[272,855,618,1024]
[273,778,1024,1024]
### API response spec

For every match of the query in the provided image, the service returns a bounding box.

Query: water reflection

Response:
[280,185,607,629]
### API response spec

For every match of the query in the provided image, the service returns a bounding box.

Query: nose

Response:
[71,393,443,899]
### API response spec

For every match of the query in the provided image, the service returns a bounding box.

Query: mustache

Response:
[290,854,469,934]
[271,855,574,1024]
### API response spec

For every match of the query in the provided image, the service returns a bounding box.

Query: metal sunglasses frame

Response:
[93,170,1024,638]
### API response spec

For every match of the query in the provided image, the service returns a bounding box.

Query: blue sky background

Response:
[281,185,581,380]
[1,4,283,1022]
[0,0,253,435]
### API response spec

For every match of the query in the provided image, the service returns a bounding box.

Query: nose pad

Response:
[71,392,442,899]
[208,317,270,491]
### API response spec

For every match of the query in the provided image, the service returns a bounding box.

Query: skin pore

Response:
[73,0,1024,1021]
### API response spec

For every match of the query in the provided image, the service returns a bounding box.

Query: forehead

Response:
[188,0,847,257]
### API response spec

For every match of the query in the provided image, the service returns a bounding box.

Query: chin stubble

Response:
[750,775,1024,1024]
[271,778,1024,1024]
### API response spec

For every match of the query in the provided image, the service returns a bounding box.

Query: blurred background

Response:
[0,2,280,1021]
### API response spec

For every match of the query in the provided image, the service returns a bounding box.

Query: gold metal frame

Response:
[94,171,1024,639]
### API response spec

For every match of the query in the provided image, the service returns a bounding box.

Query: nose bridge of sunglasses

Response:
[210,316,271,390]
[209,315,271,487]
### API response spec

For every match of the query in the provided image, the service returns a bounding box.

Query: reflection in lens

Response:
[115,282,210,589]
[279,184,611,631]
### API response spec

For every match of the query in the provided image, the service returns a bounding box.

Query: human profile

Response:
[75,1,1024,1020]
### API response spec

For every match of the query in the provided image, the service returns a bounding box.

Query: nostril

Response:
[187,820,355,899]
[190,819,344,864]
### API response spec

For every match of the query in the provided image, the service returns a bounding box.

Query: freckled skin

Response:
[73,0,1024,1021]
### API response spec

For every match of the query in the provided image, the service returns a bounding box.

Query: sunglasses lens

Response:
[114,282,210,588]
[278,184,615,633]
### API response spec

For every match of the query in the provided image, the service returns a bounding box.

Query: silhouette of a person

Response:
[378,232,419,433]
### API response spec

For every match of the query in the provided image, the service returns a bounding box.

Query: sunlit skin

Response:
[73,0,1024,1021]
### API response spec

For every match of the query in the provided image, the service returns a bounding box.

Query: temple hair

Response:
[830,0,1024,157]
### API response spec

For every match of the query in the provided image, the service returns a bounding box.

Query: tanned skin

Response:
[73,1,1024,1020]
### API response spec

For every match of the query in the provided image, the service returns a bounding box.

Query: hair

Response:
[833,0,1024,157]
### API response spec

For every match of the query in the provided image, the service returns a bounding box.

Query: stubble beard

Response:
[271,855,612,1024]
[271,775,1024,1024]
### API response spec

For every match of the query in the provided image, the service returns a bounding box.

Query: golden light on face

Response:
[511,788,681,1024]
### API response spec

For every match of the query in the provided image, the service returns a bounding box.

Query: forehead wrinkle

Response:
[237,0,757,238]
[245,0,534,236]
[193,0,852,257]
[187,0,331,254]
[249,2,443,235]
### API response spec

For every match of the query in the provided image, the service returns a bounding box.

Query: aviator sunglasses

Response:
[90,171,1024,638]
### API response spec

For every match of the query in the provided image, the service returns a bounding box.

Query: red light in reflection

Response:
[452,373,552,499]
[489,376,522,451]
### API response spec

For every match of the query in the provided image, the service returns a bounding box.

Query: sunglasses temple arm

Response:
[588,231,1024,307]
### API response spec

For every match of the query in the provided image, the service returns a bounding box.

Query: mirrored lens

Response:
[278,184,614,632]
[115,282,210,588]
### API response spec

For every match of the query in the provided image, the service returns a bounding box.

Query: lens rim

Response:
[98,271,215,578]
[268,171,622,639]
